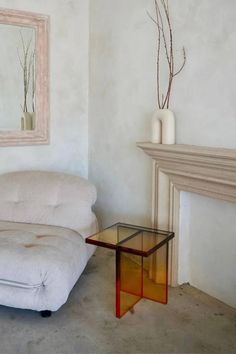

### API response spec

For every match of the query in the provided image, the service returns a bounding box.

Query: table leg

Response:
[116,249,142,318]
[143,243,169,304]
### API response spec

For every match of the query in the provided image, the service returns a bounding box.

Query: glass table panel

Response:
[142,243,168,304]
[87,224,141,249]
[86,223,174,255]
[116,252,142,318]
[118,230,168,256]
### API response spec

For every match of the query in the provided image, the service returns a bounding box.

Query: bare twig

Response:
[19,31,26,56]
[173,47,186,77]
[147,11,158,26]
[155,1,171,68]
[160,0,174,108]
[31,51,36,112]
[156,5,161,109]
[17,48,24,69]
[18,31,35,113]
[149,0,186,109]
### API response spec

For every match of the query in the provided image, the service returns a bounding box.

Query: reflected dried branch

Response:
[17,31,35,113]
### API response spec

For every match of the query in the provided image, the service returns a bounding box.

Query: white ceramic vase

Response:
[151,109,175,144]
[151,110,162,143]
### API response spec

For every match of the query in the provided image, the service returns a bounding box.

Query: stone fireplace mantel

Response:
[137,142,236,286]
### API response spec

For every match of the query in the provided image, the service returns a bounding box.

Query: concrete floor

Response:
[0,248,235,354]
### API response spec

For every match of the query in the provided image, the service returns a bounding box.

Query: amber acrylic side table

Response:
[86,223,174,318]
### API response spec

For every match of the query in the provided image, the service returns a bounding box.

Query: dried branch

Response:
[31,51,36,112]
[173,47,186,77]
[18,31,35,113]
[155,1,171,68]
[19,31,26,56]
[147,11,158,26]
[156,4,161,109]
[17,48,24,69]
[149,0,186,109]
[160,0,173,108]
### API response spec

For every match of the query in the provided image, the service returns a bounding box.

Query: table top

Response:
[85,222,174,257]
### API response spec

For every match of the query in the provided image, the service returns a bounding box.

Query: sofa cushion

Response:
[0,221,93,311]
[0,171,97,234]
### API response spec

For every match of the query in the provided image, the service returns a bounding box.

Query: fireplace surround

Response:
[137,142,236,287]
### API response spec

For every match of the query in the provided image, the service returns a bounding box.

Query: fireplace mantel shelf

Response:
[137,142,236,285]
[137,142,236,167]
[137,142,236,203]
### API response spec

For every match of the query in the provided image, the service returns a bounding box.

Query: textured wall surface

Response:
[0,0,89,178]
[89,0,155,227]
[177,0,236,308]
[89,0,236,307]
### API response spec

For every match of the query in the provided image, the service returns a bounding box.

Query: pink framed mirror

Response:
[0,8,49,146]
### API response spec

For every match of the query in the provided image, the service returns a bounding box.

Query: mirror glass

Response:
[0,24,36,131]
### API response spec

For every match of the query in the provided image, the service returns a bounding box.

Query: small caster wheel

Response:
[40,310,52,318]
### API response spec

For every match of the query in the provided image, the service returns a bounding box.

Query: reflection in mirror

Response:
[0,24,35,131]
[0,8,49,146]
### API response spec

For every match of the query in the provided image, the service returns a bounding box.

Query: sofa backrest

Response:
[0,171,97,237]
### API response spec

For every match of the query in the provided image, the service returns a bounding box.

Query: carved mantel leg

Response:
[152,161,180,286]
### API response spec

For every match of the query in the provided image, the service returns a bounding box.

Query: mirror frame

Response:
[0,8,49,146]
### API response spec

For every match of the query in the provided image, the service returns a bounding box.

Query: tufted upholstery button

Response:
[47,204,61,209]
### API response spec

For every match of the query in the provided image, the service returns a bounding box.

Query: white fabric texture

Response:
[0,171,97,235]
[0,171,98,312]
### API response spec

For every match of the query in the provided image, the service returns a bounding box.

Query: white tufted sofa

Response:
[0,171,98,315]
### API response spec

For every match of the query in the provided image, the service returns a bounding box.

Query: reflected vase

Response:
[21,112,35,131]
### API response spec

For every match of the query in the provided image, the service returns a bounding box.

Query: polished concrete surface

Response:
[0,248,235,354]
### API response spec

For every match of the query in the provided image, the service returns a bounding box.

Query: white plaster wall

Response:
[172,0,236,148]
[176,0,236,308]
[89,0,155,227]
[89,0,236,307]
[0,0,89,178]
